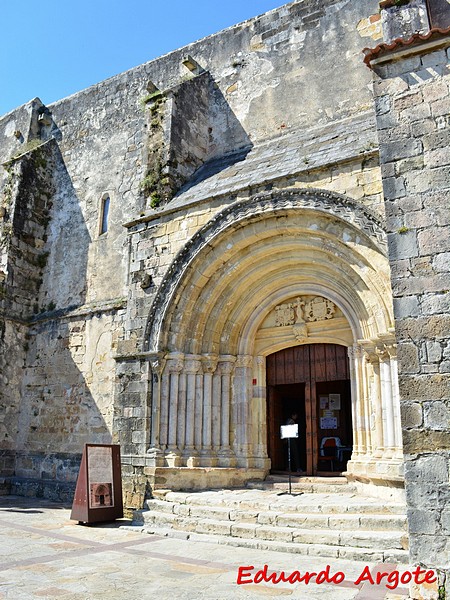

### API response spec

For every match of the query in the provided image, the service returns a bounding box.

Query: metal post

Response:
[288,437,292,495]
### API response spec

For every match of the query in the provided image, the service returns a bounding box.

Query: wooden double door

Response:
[267,344,352,475]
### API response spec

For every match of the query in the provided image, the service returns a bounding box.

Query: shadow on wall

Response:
[4,142,113,501]
[175,72,253,195]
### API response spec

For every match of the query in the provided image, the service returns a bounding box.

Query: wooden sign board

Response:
[70,444,123,524]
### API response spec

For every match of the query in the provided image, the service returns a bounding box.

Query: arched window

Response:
[100,195,110,235]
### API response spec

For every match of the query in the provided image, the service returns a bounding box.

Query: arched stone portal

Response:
[144,190,404,494]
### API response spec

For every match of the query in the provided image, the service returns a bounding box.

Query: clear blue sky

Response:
[0,0,285,117]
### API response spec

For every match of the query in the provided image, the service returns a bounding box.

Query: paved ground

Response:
[0,495,412,600]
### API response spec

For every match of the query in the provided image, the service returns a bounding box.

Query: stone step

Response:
[150,490,406,515]
[247,475,357,494]
[132,523,409,564]
[142,499,407,531]
[134,488,408,563]
[138,511,408,551]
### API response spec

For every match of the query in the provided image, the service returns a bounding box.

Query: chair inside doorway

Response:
[318,437,340,472]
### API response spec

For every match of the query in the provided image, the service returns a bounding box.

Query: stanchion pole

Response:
[288,437,292,495]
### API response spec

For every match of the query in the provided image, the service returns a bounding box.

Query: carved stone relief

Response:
[274,296,336,326]
[304,296,336,322]
[273,295,336,342]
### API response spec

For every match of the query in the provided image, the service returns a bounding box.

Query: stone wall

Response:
[0,0,386,502]
[370,35,450,598]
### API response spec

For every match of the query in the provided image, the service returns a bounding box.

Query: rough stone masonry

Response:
[365,0,450,596]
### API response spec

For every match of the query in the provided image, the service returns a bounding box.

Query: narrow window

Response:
[100,195,110,234]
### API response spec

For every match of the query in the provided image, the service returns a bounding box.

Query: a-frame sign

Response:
[70,444,123,524]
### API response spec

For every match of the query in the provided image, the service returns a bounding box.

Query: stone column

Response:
[217,356,236,467]
[177,367,187,456]
[233,355,253,467]
[348,345,363,458]
[252,355,270,469]
[199,354,218,466]
[194,367,204,455]
[165,353,184,467]
[183,355,201,467]
[389,346,403,459]
[212,368,222,450]
[147,355,166,467]
[159,364,170,452]
[377,342,396,458]
[364,346,384,458]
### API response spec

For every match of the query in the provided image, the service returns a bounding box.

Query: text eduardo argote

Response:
[236,564,437,590]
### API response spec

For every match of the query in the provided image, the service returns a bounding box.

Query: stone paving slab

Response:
[0,495,414,600]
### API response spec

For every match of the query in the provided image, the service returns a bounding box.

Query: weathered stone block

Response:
[421,292,450,315]
[424,341,443,364]
[380,139,423,163]
[387,230,418,260]
[407,508,438,534]
[424,401,450,431]
[401,402,423,428]
[398,342,421,373]
[419,228,450,256]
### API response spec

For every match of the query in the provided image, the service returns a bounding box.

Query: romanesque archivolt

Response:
[275,296,336,341]
[143,189,387,354]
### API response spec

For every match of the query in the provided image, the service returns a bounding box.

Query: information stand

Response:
[70,444,123,524]
[280,424,299,495]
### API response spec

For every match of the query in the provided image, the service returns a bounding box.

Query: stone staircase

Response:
[132,477,409,563]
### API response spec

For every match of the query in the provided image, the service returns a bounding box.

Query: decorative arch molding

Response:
[143,189,403,485]
[144,188,388,354]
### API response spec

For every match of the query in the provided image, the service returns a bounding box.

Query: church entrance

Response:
[266,344,353,476]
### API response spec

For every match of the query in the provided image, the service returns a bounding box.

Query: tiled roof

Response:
[363,26,450,66]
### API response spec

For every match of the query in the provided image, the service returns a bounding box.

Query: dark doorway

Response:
[266,344,353,476]
[267,383,307,472]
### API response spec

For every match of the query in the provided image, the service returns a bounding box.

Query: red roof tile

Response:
[362,27,450,67]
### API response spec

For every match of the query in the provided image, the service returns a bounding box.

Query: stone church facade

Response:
[0,0,449,594]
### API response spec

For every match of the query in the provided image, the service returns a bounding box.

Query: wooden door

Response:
[266,344,351,475]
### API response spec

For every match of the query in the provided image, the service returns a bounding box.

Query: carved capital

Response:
[149,353,166,376]
[217,355,236,375]
[184,356,202,374]
[348,344,363,360]
[255,355,265,367]
[375,346,389,361]
[359,340,379,364]
[377,333,397,358]
[236,355,253,368]
[386,343,397,359]
[202,354,218,374]
[166,352,184,373]
[218,361,235,376]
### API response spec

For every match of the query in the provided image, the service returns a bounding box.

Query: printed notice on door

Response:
[88,446,114,509]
